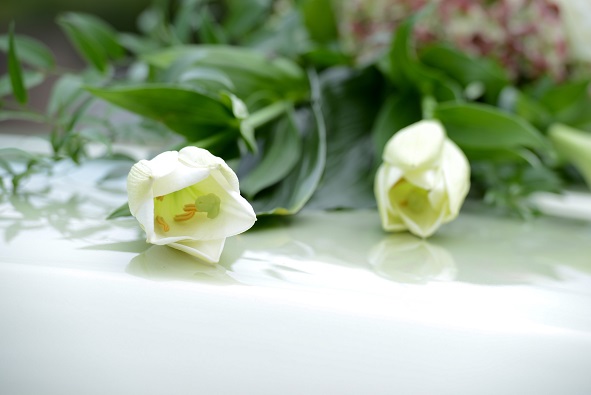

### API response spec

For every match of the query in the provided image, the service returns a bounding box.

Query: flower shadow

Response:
[126,245,239,285]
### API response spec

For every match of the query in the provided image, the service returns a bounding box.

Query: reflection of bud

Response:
[127,245,236,285]
[369,234,457,284]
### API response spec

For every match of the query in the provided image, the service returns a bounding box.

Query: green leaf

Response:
[419,45,509,103]
[172,0,201,43]
[242,7,310,60]
[461,147,535,164]
[0,147,39,162]
[87,85,243,154]
[118,33,160,55]
[222,0,272,39]
[302,47,352,68]
[0,110,45,122]
[241,111,302,197]
[47,74,85,116]
[0,34,55,70]
[498,86,553,130]
[252,107,326,215]
[539,80,589,114]
[307,67,383,210]
[537,81,591,129]
[252,72,326,215]
[7,23,27,104]
[372,90,422,159]
[300,0,339,45]
[57,12,124,72]
[107,202,132,219]
[387,13,461,101]
[177,67,235,91]
[0,71,44,98]
[435,102,547,150]
[197,8,228,44]
[143,45,308,104]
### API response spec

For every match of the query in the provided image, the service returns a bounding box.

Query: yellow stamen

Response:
[174,211,196,222]
[156,216,170,232]
[156,196,164,201]
[173,203,199,222]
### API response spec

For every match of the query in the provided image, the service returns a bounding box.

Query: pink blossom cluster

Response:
[339,0,569,81]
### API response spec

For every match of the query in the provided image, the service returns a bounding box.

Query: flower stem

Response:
[422,95,436,120]
[246,101,289,129]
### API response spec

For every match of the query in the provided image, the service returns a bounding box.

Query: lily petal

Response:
[168,238,227,263]
[127,146,256,262]
[127,160,155,238]
[375,165,406,231]
[441,140,470,217]
[147,151,180,178]
[179,146,241,193]
[404,168,438,190]
[383,120,445,170]
[152,162,210,197]
[389,180,446,238]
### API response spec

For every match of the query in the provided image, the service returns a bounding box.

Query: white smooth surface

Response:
[1,157,591,394]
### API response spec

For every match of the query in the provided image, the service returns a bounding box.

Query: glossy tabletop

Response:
[1,148,591,394]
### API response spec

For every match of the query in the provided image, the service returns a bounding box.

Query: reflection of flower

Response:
[369,234,456,284]
[375,120,470,238]
[127,147,256,263]
[127,245,237,284]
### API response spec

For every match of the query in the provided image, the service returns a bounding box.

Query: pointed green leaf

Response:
[143,45,308,103]
[241,111,302,197]
[0,34,55,70]
[0,71,43,98]
[372,90,422,158]
[252,105,326,215]
[435,102,548,150]
[222,0,272,39]
[387,13,461,101]
[57,12,124,72]
[87,85,243,153]
[0,110,45,122]
[252,72,326,215]
[420,44,509,103]
[300,0,339,45]
[107,202,132,219]
[47,74,85,116]
[7,23,27,104]
[307,67,383,210]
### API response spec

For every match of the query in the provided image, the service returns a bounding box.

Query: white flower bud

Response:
[375,120,470,238]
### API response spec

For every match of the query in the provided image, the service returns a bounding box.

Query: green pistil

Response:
[195,193,221,219]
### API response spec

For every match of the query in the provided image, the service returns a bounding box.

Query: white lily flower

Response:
[549,123,591,188]
[375,120,470,238]
[127,146,256,263]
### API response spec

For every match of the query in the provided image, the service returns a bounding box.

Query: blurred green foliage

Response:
[2,0,590,218]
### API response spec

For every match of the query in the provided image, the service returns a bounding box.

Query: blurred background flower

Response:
[339,0,571,81]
